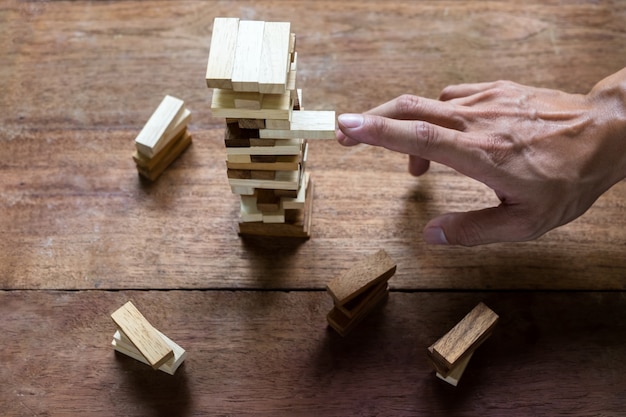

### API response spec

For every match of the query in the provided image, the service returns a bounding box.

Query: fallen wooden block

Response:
[112,329,187,375]
[135,132,192,181]
[134,95,187,158]
[436,351,474,387]
[326,249,397,306]
[326,250,396,336]
[427,302,498,379]
[110,301,174,369]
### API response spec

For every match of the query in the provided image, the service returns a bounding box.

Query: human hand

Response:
[336,69,626,246]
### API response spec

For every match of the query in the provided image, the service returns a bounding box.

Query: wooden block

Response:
[226,154,301,171]
[429,302,499,371]
[228,168,301,191]
[258,22,291,94]
[134,95,186,158]
[112,329,187,375]
[227,169,251,180]
[231,185,255,195]
[265,118,291,130]
[240,195,263,222]
[435,352,474,387]
[110,301,174,369]
[263,208,285,223]
[238,179,314,238]
[251,155,277,163]
[206,17,240,89]
[281,171,309,210]
[293,88,302,111]
[133,128,186,170]
[251,170,276,180]
[260,110,335,140]
[337,281,388,320]
[289,33,296,57]
[238,118,266,129]
[326,249,397,307]
[327,286,389,337]
[225,138,304,156]
[249,138,276,147]
[231,20,265,92]
[136,132,192,181]
[227,154,252,163]
[256,189,280,211]
[234,92,263,110]
[211,89,292,120]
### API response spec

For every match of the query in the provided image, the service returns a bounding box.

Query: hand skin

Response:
[336,67,626,246]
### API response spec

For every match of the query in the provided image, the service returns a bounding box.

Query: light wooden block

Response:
[259,110,335,140]
[110,301,174,369]
[430,302,499,371]
[231,20,265,92]
[134,95,186,158]
[326,249,397,306]
[265,118,291,130]
[136,132,192,181]
[435,352,474,387]
[231,185,256,195]
[133,129,186,170]
[112,329,187,375]
[240,195,263,222]
[234,92,264,110]
[206,17,240,89]
[225,138,304,156]
[228,168,301,191]
[238,179,314,238]
[211,88,292,120]
[258,22,291,94]
[281,171,309,210]
[262,208,286,223]
[226,153,301,171]
[227,154,252,164]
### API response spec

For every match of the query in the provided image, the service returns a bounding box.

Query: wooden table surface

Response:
[2,1,626,415]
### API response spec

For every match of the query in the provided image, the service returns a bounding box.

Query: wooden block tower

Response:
[206,18,335,238]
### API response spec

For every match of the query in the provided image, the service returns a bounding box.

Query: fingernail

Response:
[424,226,449,245]
[338,113,364,129]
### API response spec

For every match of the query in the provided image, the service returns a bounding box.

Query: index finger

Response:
[337,113,487,180]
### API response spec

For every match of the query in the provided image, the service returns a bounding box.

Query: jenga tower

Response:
[206,18,335,238]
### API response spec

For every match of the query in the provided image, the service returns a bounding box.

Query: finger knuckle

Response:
[412,121,438,155]
[395,94,423,117]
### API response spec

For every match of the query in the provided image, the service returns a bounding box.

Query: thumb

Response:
[424,206,537,246]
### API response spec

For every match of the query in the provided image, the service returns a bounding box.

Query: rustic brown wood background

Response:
[1,1,626,415]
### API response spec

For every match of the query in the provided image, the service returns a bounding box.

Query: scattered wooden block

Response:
[136,132,192,181]
[110,301,174,369]
[134,95,186,158]
[327,284,389,337]
[231,20,265,92]
[435,351,473,387]
[326,249,397,306]
[258,22,291,94]
[429,302,499,373]
[112,329,187,375]
[259,110,335,140]
[206,17,240,89]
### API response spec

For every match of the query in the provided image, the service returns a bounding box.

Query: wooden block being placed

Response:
[134,95,186,158]
[259,110,335,139]
[110,301,174,369]
[258,22,291,94]
[429,302,499,372]
[326,249,397,306]
[206,17,240,89]
[231,20,265,92]
[112,329,187,375]
[211,89,292,120]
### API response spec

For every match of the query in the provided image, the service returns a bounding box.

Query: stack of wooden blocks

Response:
[133,95,192,181]
[111,301,186,375]
[427,302,499,386]
[206,17,335,238]
[326,250,397,336]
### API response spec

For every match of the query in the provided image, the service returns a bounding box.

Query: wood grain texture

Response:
[4,290,626,416]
